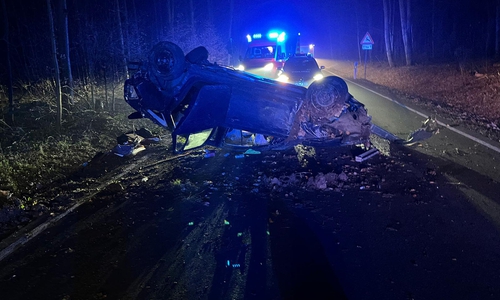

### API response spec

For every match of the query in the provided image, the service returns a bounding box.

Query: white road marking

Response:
[324,70,500,154]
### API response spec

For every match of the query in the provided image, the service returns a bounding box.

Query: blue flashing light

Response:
[252,33,262,39]
[268,32,279,39]
[277,32,286,42]
[267,30,286,41]
[246,34,252,43]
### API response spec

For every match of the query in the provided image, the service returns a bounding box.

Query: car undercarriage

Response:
[124,41,433,153]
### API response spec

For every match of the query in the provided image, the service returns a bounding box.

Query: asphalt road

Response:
[329,72,500,231]
[1,77,500,300]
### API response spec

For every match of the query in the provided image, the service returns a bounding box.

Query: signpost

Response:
[360,32,374,79]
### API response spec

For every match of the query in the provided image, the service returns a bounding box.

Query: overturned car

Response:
[124,41,373,153]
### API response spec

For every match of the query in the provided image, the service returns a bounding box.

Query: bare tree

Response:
[399,0,412,65]
[57,0,74,105]
[73,0,100,109]
[115,0,128,80]
[383,0,395,67]
[132,0,142,56]
[12,3,47,82]
[1,0,14,124]
[354,0,362,64]
[122,0,131,60]
[47,0,63,126]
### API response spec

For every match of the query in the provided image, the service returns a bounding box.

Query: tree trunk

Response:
[75,0,96,109]
[131,0,140,45]
[111,66,116,112]
[1,0,14,124]
[57,0,74,105]
[116,0,128,81]
[355,0,361,64]
[399,0,412,65]
[103,66,108,109]
[14,5,36,81]
[122,0,131,60]
[383,0,395,67]
[47,0,63,126]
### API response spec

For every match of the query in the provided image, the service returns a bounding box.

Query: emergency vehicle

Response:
[236,31,289,77]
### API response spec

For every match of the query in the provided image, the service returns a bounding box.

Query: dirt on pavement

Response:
[1,132,500,299]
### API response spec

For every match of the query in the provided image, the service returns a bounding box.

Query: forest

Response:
[1,0,500,119]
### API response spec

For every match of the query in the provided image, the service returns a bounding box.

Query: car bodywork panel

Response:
[124,41,373,153]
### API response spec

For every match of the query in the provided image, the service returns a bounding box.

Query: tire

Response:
[186,46,209,64]
[306,76,349,110]
[149,41,185,81]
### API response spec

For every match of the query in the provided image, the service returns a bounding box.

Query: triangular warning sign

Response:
[360,32,374,44]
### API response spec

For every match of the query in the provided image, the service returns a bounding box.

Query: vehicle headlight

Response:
[236,64,245,71]
[263,63,274,71]
[313,74,324,81]
[277,74,289,82]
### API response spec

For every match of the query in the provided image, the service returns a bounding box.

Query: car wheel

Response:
[306,76,348,111]
[186,46,209,64]
[149,41,186,81]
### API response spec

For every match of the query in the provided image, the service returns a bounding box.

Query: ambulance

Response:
[236,31,289,77]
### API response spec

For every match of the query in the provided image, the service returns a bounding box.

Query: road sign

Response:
[359,32,374,80]
[360,32,374,45]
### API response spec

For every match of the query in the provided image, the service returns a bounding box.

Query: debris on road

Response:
[243,149,261,155]
[203,149,216,158]
[355,148,379,162]
[112,128,160,157]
